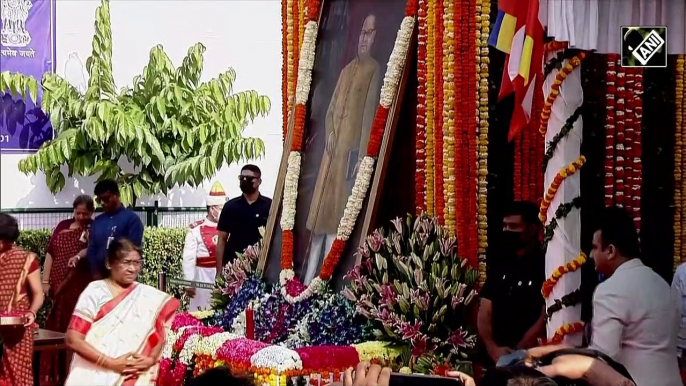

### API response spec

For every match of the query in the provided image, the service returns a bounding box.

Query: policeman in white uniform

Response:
[182,182,227,311]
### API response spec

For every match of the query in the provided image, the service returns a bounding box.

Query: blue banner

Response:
[0,0,56,153]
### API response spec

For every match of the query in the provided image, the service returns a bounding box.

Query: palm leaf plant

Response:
[0,0,270,205]
[343,214,480,366]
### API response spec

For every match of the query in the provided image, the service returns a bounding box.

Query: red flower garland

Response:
[632,68,643,230]
[466,0,478,263]
[604,55,617,207]
[415,0,428,214]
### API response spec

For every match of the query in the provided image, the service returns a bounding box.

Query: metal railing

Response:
[2,201,207,230]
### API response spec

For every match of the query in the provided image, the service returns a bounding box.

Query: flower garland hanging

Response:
[541,252,587,298]
[547,322,585,345]
[425,0,436,216]
[539,156,586,224]
[624,68,635,214]
[604,55,617,207]
[539,51,586,136]
[465,0,479,266]
[615,60,627,208]
[631,67,643,230]
[453,0,466,257]
[415,0,428,214]
[433,0,445,224]
[279,0,418,303]
[676,55,686,270]
[476,0,490,284]
[442,0,456,234]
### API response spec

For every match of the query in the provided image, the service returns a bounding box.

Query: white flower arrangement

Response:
[195,332,240,358]
[179,334,201,366]
[280,152,302,231]
[231,310,247,336]
[250,345,303,373]
[281,277,325,303]
[336,156,376,240]
[295,21,319,105]
[161,328,178,359]
[380,17,415,108]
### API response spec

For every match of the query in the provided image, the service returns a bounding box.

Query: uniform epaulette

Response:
[189,219,204,229]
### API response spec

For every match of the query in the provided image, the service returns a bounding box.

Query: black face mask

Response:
[501,230,526,252]
[240,180,257,194]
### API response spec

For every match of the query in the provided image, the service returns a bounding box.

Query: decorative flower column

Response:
[539,49,586,345]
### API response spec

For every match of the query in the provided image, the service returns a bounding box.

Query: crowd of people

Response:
[0,164,684,385]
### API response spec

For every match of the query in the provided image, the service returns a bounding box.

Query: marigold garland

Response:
[442,0,456,235]
[539,51,586,136]
[539,156,586,224]
[278,0,417,303]
[476,0,490,284]
[466,0,479,266]
[415,0,428,214]
[425,0,436,216]
[604,55,617,207]
[433,0,445,224]
[454,0,466,257]
[549,322,585,345]
[281,0,290,140]
[541,252,587,299]
[624,68,635,214]
[675,55,685,270]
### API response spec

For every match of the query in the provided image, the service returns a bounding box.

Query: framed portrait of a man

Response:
[260,0,412,288]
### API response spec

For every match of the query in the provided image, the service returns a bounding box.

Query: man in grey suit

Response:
[588,206,681,386]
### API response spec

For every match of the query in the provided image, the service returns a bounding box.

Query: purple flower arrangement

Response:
[219,273,266,330]
[254,288,314,344]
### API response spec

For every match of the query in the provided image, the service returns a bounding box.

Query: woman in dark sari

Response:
[40,195,94,386]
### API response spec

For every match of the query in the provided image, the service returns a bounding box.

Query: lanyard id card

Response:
[106,226,117,249]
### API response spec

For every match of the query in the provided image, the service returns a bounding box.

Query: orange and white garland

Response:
[279,0,417,303]
[541,252,587,298]
[540,47,586,346]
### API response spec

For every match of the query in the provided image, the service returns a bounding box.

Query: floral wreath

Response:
[278,0,419,303]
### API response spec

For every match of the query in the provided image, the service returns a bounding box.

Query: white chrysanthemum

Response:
[295,21,319,105]
[250,345,303,372]
[380,17,416,108]
[195,332,239,357]
[280,152,302,231]
[279,269,295,286]
[179,334,201,365]
[231,310,247,337]
[337,157,376,240]
[161,329,178,359]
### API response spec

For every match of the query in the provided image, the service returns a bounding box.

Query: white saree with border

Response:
[64,281,179,386]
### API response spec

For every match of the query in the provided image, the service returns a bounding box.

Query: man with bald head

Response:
[304,14,381,283]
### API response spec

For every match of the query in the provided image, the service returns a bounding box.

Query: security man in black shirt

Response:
[216,164,271,277]
[478,201,546,365]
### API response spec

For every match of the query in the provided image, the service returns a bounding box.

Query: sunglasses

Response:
[238,175,257,182]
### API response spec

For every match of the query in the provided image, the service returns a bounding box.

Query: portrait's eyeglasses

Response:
[238,175,257,182]
[361,28,376,39]
[95,195,111,204]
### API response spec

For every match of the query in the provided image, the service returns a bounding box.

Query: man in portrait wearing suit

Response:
[304,14,381,284]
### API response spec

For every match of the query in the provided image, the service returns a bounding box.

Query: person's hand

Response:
[67,255,80,268]
[344,362,391,386]
[488,345,513,362]
[23,311,35,327]
[105,352,134,374]
[327,132,336,154]
[185,287,196,298]
[447,371,476,386]
[41,282,50,295]
[122,354,155,378]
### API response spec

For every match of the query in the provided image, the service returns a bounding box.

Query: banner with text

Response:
[0,0,55,153]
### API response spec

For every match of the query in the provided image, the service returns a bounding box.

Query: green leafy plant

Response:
[0,0,270,205]
[344,214,480,363]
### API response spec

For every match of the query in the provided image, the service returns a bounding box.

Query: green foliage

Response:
[1,0,270,205]
[16,226,189,326]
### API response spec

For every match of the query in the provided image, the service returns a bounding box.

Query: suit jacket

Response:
[589,259,681,386]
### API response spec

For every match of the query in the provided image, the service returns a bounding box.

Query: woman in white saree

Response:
[64,239,179,386]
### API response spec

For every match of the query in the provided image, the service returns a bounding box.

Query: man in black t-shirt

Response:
[215,164,271,277]
[478,201,546,365]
